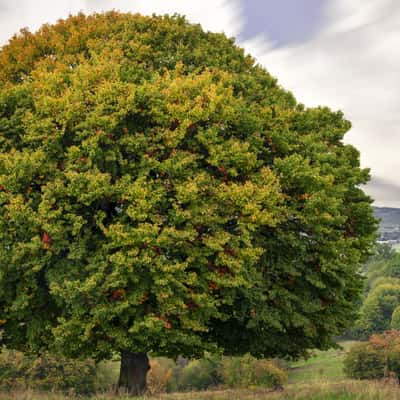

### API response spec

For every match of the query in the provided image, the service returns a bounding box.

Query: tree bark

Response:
[117,351,150,396]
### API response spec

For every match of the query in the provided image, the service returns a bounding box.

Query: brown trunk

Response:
[117,351,150,396]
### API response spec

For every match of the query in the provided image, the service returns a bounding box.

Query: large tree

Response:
[0,12,376,395]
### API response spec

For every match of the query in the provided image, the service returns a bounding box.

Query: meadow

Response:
[1,381,400,400]
[288,341,358,383]
[2,341,400,400]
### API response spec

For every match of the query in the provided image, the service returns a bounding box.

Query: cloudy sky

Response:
[0,0,399,207]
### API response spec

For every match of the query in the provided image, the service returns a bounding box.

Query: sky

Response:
[0,0,399,207]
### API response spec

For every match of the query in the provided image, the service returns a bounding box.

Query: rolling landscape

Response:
[374,207,400,243]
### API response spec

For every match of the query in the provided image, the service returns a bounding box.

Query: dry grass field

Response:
[1,380,400,400]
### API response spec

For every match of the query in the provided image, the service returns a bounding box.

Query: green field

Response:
[288,341,359,383]
[392,242,400,252]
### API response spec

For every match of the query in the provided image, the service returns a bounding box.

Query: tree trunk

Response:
[117,351,150,396]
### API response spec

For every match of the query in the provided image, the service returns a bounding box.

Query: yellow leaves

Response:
[140,65,238,128]
[124,178,163,222]
[0,320,6,325]
[175,178,201,204]
[214,167,284,227]
[64,169,113,206]
[202,231,231,252]
[207,138,259,177]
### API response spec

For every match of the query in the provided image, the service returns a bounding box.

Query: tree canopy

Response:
[0,11,376,392]
[349,244,400,339]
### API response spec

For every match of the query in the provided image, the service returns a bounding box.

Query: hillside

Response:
[374,206,400,242]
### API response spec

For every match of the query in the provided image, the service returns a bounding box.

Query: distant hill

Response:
[373,207,400,242]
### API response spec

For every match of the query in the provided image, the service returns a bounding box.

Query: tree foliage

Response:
[356,283,400,337]
[0,12,376,363]
[362,244,400,291]
[349,244,400,339]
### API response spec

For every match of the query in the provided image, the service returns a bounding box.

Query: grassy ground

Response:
[1,381,400,400]
[288,341,358,383]
[391,243,400,252]
[3,341,389,400]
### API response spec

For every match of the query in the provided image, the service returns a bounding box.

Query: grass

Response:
[288,341,359,383]
[1,381,400,400]
[2,341,389,399]
[391,243,400,252]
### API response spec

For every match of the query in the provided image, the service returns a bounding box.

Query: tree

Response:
[0,12,377,395]
[362,245,400,291]
[356,283,400,337]
[344,330,400,381]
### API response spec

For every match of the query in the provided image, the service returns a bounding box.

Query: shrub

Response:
[220,354,287,389]
[344,331,400,381]
[174,357,221,391]
[370,330,400,379]
[252,359,287,389]
[95,360,120,391]
[343,342,385,379]
[0,349,96,394]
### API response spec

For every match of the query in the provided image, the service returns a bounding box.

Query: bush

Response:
[147,353,287,392]
[343,342,385,379]
[252,359,287,389]
[174,357,221,391]
[220,354,287,389]
[0,349,97,394]
[95,360,120,391]
[370,330,400,379]
[344,331,400,381]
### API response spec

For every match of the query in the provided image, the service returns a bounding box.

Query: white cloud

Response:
[0,0,80,44]
[85,0,242,38]
[0,0,242,45]
[239,0,400,206]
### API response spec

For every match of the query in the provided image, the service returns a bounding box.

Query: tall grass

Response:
[1,380,400,400]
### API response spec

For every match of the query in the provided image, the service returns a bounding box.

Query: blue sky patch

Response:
[239,0,328,47]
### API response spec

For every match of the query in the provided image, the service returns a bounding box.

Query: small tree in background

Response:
[363,246,400,291]
[345,330,400,381]
[356,283,400,337]
[0,12,376,395]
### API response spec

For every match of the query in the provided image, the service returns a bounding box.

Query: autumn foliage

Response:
[344,330,400,381]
